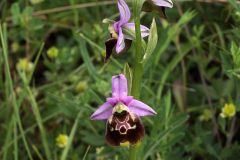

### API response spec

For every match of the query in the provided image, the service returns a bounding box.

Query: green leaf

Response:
[220,51,233,77]
[164,91,171,129]
[77,38,98,80]
[230,42,240,68]
[142,18,158,63]
[122,27,147,50]
[10,3,21,25]
[21,6,33,27]
[123,63,133,93]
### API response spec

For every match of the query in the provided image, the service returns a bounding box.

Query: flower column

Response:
[90,0,173,159]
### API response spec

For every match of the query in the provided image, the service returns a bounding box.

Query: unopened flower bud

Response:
[75,81,88,93]
[11,42,20,53]
[47,47,59,59]
[199,109,212,122]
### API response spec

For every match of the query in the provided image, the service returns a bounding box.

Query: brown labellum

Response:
[104,39,132,63]
[105,110,144,146]
[105,38,117,63]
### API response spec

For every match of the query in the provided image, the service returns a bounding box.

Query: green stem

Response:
[131,0,143,100]
[14,118,18,160]
[130,0,144,159]
[129,142,141,160]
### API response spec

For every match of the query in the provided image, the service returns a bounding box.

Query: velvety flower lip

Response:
[104,0,150,62]
[90,74,157,120]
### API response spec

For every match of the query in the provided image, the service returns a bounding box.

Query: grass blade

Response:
[0,23,33,160]
[60,110,82,160]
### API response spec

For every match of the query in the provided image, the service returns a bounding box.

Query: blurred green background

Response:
[1,0,240,159]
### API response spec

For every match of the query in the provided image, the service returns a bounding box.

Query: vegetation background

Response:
[0,0,240,159]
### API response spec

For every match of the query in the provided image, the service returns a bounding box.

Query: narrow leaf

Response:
[142,18,158,63]
[123,63,133,93]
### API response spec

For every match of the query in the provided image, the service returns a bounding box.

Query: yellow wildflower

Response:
[220,103,236,118]
[56,134,68,148]
[47,47,59,59]
[199,109,212,122]
[16,58,33,72]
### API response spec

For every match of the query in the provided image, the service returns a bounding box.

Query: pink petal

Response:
[112,74,128,98]
[123,23,150,39]
[113,22,120,33]
[151,0,173,8]
[118,0,131,25]
[107,96,133,106]
[106,97,119,106]
[90,102,113,120]
[116,28,125,54]
[128,99,157,117]
[120,96,133,105]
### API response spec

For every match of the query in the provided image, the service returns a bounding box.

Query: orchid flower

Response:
[105,0,149,62]
[91,74,157,146]
[143,0,173,18]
